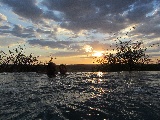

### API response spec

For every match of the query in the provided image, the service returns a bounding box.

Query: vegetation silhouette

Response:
[95,28,160,72]
[0,45,44,72]
[59,64,67,75]
[0,28,159,73]
[47,62,57,78]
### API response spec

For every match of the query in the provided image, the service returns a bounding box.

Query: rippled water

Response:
[0,71,160,120]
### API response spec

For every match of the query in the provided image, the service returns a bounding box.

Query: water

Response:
[0,71,160,120]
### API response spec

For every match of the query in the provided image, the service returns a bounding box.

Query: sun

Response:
[92,51,104,57]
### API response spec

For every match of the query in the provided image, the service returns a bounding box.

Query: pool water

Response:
[0,71,160,120]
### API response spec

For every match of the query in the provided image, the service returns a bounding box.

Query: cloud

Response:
[27,39,86,57]
[11,25,35,38]
[0,13,7,21]
[27,38,116,54]
[88,41,112,51]
[36,28,52,34]
[135,19,160,36]
[27,39,78,49]
[1,0,157,34]
[0,24,36,38]
[52,51,82,57]
[126,2,154,22]
[0,36,24,47]
[42,0,154,32]
[43,10,63,21]
[1,0,43,21]
[0,0,63,22]
[0,0,159,64]
[0,25,10,29]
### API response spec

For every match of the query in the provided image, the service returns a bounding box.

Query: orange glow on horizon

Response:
[38,56,96,65]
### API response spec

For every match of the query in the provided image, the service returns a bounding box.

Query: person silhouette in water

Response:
[47,62,57,78]
[59,64,67,75]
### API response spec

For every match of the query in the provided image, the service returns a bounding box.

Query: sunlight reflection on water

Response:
[0,71,160,120]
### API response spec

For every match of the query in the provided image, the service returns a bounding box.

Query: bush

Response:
[96,37,151,71]
[0,45,43,72]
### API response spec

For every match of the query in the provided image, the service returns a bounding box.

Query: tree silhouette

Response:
[0,45,43,72]
[96,40,151,71]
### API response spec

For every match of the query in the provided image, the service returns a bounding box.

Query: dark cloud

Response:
[130,13,160,40]
[0,25,35,38]
[1,0,157,33]
[126,2,154,22]
[36,28,52,34]
[0,25,10,29]
[0,0,159,63]
[11,25,35,38]
[42,0,155,32]
[0,0,60,22]
[27,39,88,57]
[27,39,79,49]
[43,10,63,21]
[1,0,43,21]
[137,24,160,36]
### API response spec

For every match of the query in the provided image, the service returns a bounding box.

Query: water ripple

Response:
[0,71,160,120]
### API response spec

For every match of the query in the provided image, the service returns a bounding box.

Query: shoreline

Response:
[0,64,160,73]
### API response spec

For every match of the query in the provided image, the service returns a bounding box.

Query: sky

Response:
[0,0,160,65]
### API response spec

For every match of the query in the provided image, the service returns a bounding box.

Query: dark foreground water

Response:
[0,71,160,120]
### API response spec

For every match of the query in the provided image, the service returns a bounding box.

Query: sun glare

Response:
[83,45,104,58]
[92,51,104,57]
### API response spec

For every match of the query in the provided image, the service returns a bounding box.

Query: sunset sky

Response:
[0,0,160,64]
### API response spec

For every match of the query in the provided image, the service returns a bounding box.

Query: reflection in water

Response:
[0,71,160,120]
[97,71,103,77]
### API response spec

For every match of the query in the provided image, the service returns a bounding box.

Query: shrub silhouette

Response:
[94,24,160,72]
[96,40,151,71]
[0,45,43,72]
